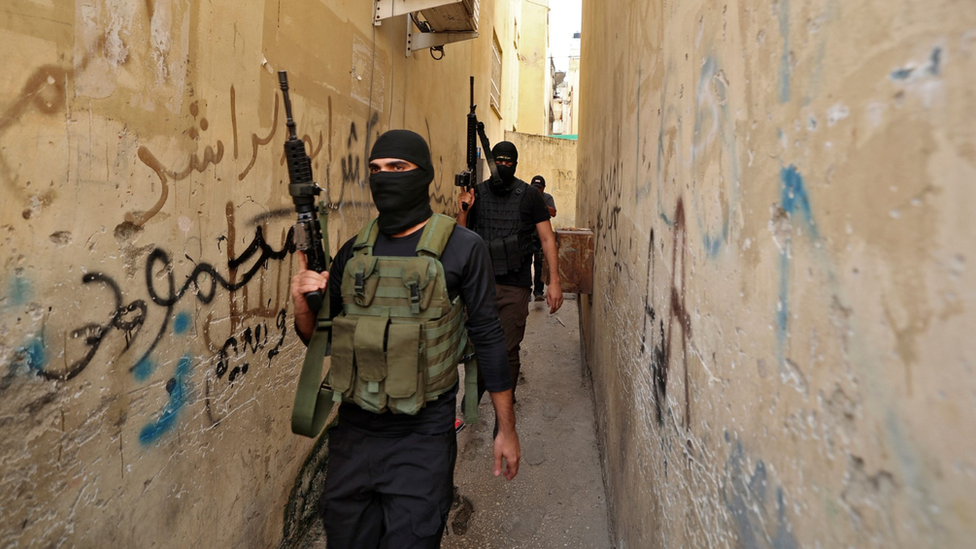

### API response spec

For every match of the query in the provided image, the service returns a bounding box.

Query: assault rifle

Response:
[278,71,329,313]
[280,70,336,438]
[454,76,502,211]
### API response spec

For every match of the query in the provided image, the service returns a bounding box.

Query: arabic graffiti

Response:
[639,198,692,428]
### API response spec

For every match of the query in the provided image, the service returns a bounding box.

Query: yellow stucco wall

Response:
[488,0,521,132]
[504,131,577,229]
[577,0,976,547]
[0,0,518,546]
[517,0,550,135]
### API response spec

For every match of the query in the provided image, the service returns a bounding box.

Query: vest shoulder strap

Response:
[350,215,455,259]
[352,219,380,256]
[512,180,527,196]
[415,214,456,259]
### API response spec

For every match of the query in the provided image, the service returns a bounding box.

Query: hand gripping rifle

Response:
[279,71,335,437]
[454,76,503,211]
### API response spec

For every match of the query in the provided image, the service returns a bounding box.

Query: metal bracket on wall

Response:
[406,17,477,57]
[374,0,468,25]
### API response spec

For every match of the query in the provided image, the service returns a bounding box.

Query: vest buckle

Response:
[354,268,365,297]
[409,281,421,314]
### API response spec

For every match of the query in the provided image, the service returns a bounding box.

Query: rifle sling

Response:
[461,346,479,424]
[291,200,336,438]
[477,123,503,187]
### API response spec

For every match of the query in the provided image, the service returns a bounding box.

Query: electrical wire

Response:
[410,12,445,60]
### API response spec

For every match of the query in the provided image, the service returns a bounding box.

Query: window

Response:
[490,32,502,115]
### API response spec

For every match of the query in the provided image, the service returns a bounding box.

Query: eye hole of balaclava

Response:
[490,141,519,193]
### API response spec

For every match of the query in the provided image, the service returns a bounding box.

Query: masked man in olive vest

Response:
[291,130,519,549]
[456,141,563,404]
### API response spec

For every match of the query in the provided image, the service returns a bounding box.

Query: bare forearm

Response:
[489,389,516,433]
[542,235,560,284]
[295,310,315,342]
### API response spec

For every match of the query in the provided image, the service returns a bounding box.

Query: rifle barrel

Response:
[278,71,298,140]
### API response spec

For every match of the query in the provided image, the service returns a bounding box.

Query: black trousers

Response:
[319,425,457,549]
[476,284,531,404]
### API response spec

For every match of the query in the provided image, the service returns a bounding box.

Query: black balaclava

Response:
[490,141,519,194]
[368,129,434,235]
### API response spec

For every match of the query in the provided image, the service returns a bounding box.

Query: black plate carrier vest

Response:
[470,180,532,276]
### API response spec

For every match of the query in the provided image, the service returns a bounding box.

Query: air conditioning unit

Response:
[374,0,480,56]
[420,0,478,32]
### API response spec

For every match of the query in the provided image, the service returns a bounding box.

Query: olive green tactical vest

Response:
[325,214,470,415]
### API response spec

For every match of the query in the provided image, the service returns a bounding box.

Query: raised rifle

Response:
[278,71,329,312]
[279,70,335,438]
[454,76,502,210]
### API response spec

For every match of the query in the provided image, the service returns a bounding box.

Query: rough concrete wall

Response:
[504,131,578,229]
[0,0,505,547]
[577,0,976,548]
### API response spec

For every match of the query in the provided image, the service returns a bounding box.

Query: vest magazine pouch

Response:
[401,258,438,312]
[503,234,522,272]
[346,256,380,307]
[488,238,510,276]
[385,322,421,399]
[354,315,390,390]
[328,316,358,394]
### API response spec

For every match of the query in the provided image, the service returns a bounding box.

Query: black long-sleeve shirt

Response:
[323,221,509,435]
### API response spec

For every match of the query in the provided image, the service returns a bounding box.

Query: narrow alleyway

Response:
[296,296,612,548]
[441,296,611,548]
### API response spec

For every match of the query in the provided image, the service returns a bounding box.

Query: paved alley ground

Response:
[295,296,612,548]
[441,296,612,548]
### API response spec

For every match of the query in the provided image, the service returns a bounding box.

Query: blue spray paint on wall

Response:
[132,312,190,382]
[890,47,944,81]
[703,233,724,258]
[139,354,192,446]
[133,357,156,382]
[780,166,817,237]
[12,332,47,374]
[777,165,819,357]
[690,56,739,258]
[890,68,914,81]
[779,0,792,103]
[3,271,33,309]
[723,434,799,549]
[173,311,192,335]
